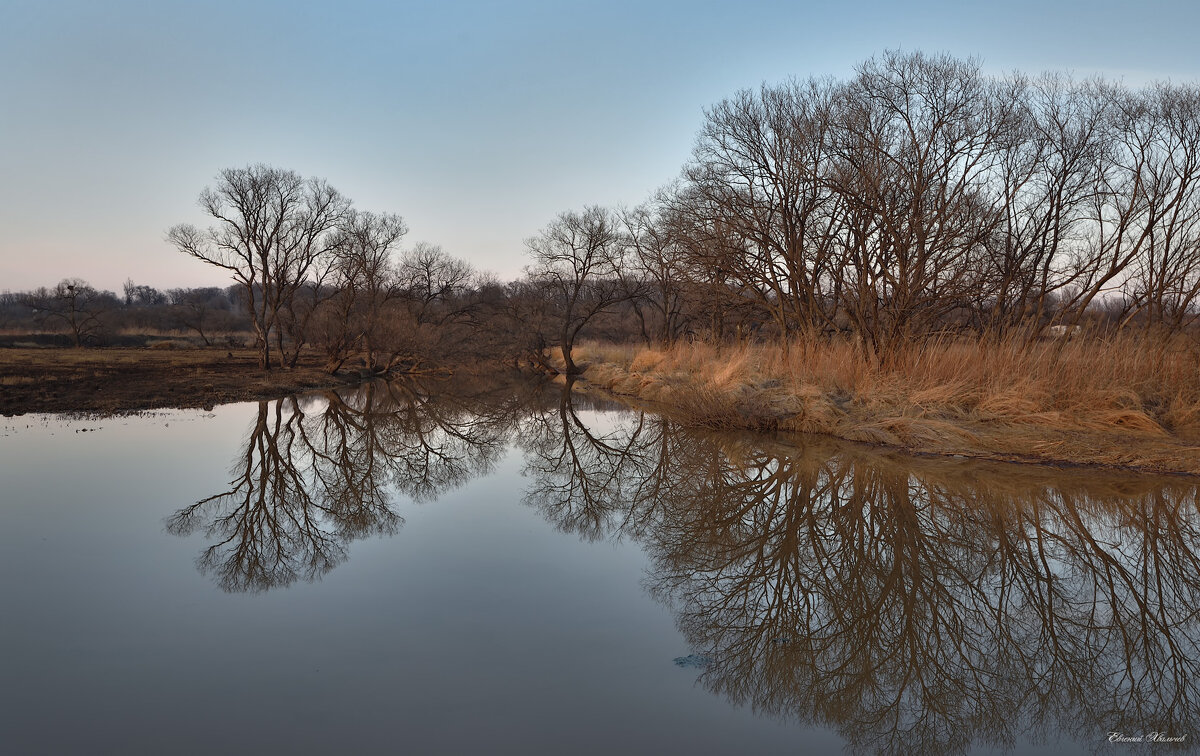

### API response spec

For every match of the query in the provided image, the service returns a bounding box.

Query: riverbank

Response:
[561,338,1200,476]
[0,347,359,415]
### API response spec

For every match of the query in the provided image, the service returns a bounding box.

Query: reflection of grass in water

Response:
[564,336,1200,474]
[715,429,1188,500]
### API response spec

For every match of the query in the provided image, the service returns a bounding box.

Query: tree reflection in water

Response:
[167,377,531,592]
[523,386,1200,755]
[169,379,1200,753]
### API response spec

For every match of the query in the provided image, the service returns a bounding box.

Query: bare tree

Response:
[396,242,474,326]
[26,279,113,347]
[525,206,635,375]
[122,279,167,307]
[316,210,409,372]
[825,51,1018,356]
[167,287,230,346]
[682,78,844,340]
[620,200,697,345]
[390,242,478,368]
[1111,83,1200,334]
[167,164,350,368]
[978,74,1108,337]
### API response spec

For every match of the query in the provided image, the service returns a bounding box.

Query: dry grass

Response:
[566,335,1200,475]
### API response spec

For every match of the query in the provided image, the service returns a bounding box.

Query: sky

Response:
[2,0,1199,293]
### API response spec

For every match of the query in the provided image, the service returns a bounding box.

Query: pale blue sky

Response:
[2,0,1198,292]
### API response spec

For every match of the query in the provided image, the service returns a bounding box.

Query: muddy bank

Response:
[0,347,360,415]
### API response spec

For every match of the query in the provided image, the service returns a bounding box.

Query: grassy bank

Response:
[561,336,1200,475]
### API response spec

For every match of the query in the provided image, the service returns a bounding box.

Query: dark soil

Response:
[0,347,358,415]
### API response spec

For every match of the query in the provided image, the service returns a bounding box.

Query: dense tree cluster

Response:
[587,52,1200,357]
[517,51,1200,368]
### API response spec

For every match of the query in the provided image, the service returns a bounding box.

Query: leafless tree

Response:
[1111,84,1200,334]
[312,209,409,372]
[525,206,636,375]
[978,74,1108,337]
[167,164,350,368]
[167,287,230,346]
[397,243,473,319]
[26,278,113,347]
[122,279,167,307]
[825,52,1019,356]
[682,78,844,340]
[619,200,696,344]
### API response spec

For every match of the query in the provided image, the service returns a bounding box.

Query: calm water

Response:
[1,377,1197,755]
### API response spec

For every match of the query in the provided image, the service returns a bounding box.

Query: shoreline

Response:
[562,341,1200,478]
[0,347,363,415]
[576,379,1200,479]
[6,344,1200,478]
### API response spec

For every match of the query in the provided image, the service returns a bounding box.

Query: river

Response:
[1,377,1195,754]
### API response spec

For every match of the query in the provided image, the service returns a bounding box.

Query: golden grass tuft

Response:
[628,348,667,373]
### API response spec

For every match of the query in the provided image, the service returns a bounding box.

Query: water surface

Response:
[2,377,1197,754]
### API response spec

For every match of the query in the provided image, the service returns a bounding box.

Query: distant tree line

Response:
[0,280,249,347]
